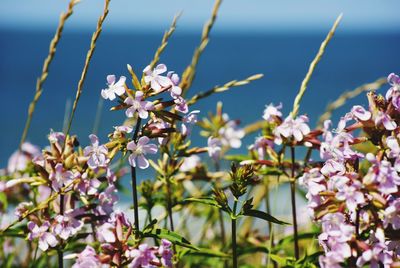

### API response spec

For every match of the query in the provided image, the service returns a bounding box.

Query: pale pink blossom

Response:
[84,134,109,169]
[263,103,282,122]
[207,137,222,161]
[125,91,154,119]
[27,221,58,251]
[274,115,310,145]
[127,136,158,169]
[101,75,126,100]
[143,64,172,92]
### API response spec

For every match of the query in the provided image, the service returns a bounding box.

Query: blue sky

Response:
[0,0,399,32]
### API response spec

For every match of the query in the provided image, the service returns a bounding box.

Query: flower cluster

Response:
[299,73,400,267]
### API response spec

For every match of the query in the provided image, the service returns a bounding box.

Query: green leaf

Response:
[0,192,8,210]
[184,197,222,209]
[144,228,198,250]
[269,254,295,266]
[259,167,284,176]
[242,209,289,225]
[224,154,250,162]
[237,245,269,256]
[185,247,230,258]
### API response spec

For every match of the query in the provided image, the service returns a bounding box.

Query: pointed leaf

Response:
[242,209,289,225]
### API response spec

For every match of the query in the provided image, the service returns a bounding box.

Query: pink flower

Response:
[219,120,245,149]
[52,209,84,240]
[125,91,154,119]
[7,142,40,173]
[180,155,201,172]
[84,134,109,169]
[126,244,158,268]
[250,136,273,160]
[48,129,65,144]
[335,181,365,212]
[207,137,222,161]
[181,110,200,136]
[351,105,371,121]
[28,221,58,251]
[167,71,182,97]
[101,75,126,101]
[386,73,400,100]
[50,163,75,192]
[71,246,101,268]
[263,103,282,122]
[174,96,188,114]
[383,199,400,230]
[274,115,310,145]
[375,111,397,130]
[97,185,118,216]
[159,239,173,267]
[96,222,116,243]
[127,136,158,169]
[143,64,172,92]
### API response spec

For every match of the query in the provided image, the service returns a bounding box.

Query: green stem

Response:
[232,199,238,268]
[290,146,299,259]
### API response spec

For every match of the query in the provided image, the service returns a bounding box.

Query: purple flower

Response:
[50,163,75,192]
[101,75,126,101]
[52,209,84,240]
[48,129,65,144]
[319,251,344,268]
[263,103,282,122]
[179,155,201,172]
[143,64,172,92]
[207,137,222,161]
[126,244,158,268]
[351,105,371,121]
[250,136,273,160]
[84,134,109,170]
[125,91,154,119]
[97,185,118,216]
[386,136,400,171]
[77,174,101,196]
[320,212,354,242]
[96,222,116,243]
[335,181,365,212]
[219,120,245,149]
[386,73,400,100]
[181,110,200,136]
[14,201,33,218]
[375,111,397,130]
[167,71,182,97]
[174,96,188,114]
[274,115,310,145]
[356,228,393,268]
[71,246,101,268]
[383,199,400,230]
[7,142,40,173]
[364,156,400,195]
[159,239,173,268]
[320,159,345,176]
[28,221,58,251]
[127,136,158,169]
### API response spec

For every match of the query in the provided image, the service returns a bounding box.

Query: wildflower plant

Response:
[0,1,399,268]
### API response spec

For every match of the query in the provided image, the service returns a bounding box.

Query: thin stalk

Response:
[214,162,226,246]
[65,0,110,136]
[19,0,79,149]
[232,199,238,268]
[290,146,299,259]
[131,118,142,234]
[165,177,175,232]
[58,194,64,268]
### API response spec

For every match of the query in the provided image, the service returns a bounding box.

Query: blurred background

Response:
[0,0,399,168]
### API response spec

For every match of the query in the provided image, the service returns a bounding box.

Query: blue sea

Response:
[0,29,399,168]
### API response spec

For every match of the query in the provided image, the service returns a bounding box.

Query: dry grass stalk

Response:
[187,73,263,106]
[317,77,386,127]
[19,0,80,149]
[66,0,111,136]
[149,13,182,70]
[179,0,223,94]
[290,14,343,118]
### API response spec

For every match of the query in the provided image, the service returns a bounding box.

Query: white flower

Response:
[143,64,172,92]
[101,75,126,100]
